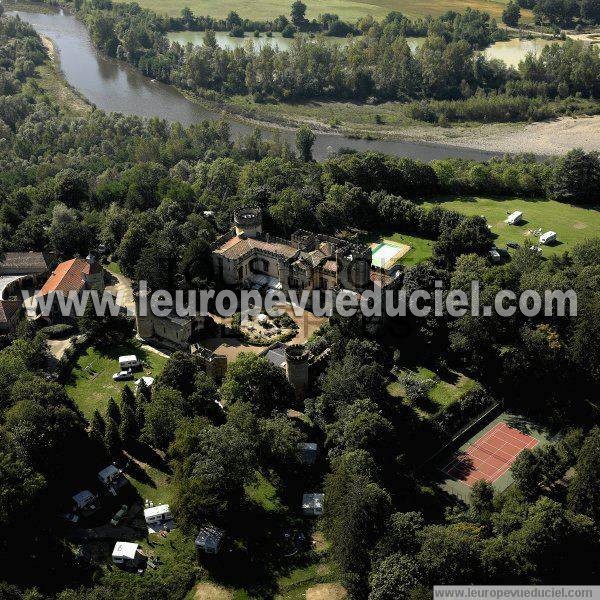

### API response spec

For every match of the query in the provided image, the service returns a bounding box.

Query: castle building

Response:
[212,207,396,294]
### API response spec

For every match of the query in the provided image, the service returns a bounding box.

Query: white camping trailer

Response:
[112,541,139,565]
[118,355,140,370]
[143,504,173,525]
[540,231,557,245]
[506,211,523,225]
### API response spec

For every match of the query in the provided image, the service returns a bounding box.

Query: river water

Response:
[8,8,500,162]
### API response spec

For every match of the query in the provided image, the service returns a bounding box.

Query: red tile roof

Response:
[39,258,100,296]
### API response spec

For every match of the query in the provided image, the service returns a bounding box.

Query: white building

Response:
[506,211,523,225]
[72,490,98,513]
[195,524,224,554]
[119,355,140,370]
[540,231,557,245]
[302,493,324,516]
[112,541,140,566]
[98,465,127,496]
[143,504,173,525]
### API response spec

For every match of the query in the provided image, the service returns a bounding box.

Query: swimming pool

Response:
[371,241,410,268]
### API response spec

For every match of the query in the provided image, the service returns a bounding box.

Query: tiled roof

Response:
[370,270,395,288]
[323,260,337,273]
[0,252,56,275]
[0,300,22,323]
[39,258,100,296]
[214,236,298,261]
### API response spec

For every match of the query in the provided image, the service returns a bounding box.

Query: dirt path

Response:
[105,270,135,315]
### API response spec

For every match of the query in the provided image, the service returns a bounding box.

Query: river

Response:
[8,8,500,162]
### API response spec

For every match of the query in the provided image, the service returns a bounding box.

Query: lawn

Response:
[129,0,520,22]
[421,196,600,258]
[389,365,478,416]
[65,340,167,420]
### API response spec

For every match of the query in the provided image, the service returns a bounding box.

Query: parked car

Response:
[507,242,520,249]
[111,504,129,526]
[112,369,133,382]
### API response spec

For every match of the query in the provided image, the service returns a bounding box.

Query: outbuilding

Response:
[302,493,324,516]
[98,465,127,496]
[119,355,140,370]
[195,524,224,554]
[540,231,557,245]
[112,541,140,566]
[135,376,155,389]
[72,490,98,513]
[298,442,318,465]
[506,211,523,225]
[143,504,173,525]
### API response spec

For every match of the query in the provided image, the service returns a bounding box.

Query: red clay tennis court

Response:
[441,422,538,487]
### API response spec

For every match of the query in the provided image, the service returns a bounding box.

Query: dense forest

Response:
[75,1,600,123]
[1,12,600,600]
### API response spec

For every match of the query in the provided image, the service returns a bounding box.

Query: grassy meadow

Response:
[421,196,600,257]
[130,0,517,22]
[65,341,167,420]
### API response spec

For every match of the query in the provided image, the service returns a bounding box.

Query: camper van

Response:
[118,355,140,370]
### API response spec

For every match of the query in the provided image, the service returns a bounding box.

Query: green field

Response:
[65,341,167,420]
[130,0,516,22]
[422,196,600,257]
[389,365,478,416]
[370,232,434,268]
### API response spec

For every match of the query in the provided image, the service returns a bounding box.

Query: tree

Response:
[155,352,203,398]
[119,404,138,445]
[120,385,136,412]
[220,353,293,416]
[79,301,133,349]
[291,0,308,28]
[142,387,185,450]
[106,397,121,425]
[90,409,106,448]
[511,448,543,499]
[549,150,600,205]
[104,417,122,458]
[502,1,521,26]
[295,125,315,161]
[470,480,495,523]
[281,23,297,38]
[568,427,600,519]
[417,523,482,585]
[369,554,421,600]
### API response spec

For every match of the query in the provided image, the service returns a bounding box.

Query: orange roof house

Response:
[39,257,103,296]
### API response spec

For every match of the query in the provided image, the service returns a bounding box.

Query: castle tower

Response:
[285,344,310,399]
[133,288,155,340]
[234,207,262,238]
[335,245,372,292]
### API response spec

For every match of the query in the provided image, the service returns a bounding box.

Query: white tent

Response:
[135,376,154,388]
[112,542,139,564]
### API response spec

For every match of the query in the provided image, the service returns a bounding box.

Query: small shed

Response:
[72,490,98,512]
[143,504,173,525]
[506,211,523,225]
[540,231,557,245]
[302,493,324,516]
[298,442,318,465]
[195,524,224,554]
[112,541,139,565]
[119,355,140,370]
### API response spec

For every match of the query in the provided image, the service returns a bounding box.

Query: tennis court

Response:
[442,422,538,487]
[370,240,411,270]
[438,412,552,501]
